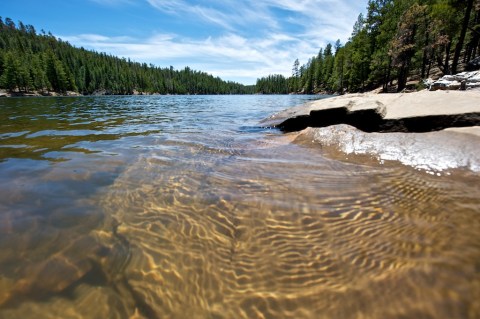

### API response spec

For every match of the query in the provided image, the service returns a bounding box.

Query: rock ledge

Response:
[262,90,480,172]
[261,90,480,133]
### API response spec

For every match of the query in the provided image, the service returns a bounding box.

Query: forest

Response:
[256,0,480,94]
[2,1,479,96]
[0,17,255,95]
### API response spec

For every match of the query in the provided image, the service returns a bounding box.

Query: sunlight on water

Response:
[0,96,479,318]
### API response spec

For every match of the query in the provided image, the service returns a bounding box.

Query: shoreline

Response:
[0,90,260,97]
[0,90,192,98]
[261,90,480,172]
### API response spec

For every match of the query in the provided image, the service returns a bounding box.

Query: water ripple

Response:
[94,139,480,318]
[1,96,479,318]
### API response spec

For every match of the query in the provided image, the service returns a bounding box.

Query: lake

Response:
[0,95,479,318]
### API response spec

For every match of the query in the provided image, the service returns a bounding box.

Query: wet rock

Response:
[293,125,480,172]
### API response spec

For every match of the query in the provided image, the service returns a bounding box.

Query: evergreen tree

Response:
[452,0,475,73]
[314,49,324,90]
[390,3,428,91]
[367,0,396,91]
[333,45,346,92]
[323,43,335,91]
[257,0,480,94]
[0,18,254,95]
[0,51,20,91]
[291,58,300,92]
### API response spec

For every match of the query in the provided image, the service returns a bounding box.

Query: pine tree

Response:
[291,58,300,92]
[314,49,324,90]
[452,0,475,73]
[0,18,254,95]
[254,0,480,94]
[1,51,20,91]
[323,44,335,91]
[389,3,428,91]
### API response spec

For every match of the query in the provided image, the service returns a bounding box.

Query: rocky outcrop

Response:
[262,90,480,172]
[91,89,113,96]
[427,71,480,91]
[0,90,82,97]
[261,90,480,133]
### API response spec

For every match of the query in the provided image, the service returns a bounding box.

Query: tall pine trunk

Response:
[397,24,417,92]
[452,0,474,74]
[437,42,452,75]
[466,11,480,63]
[421,29,430,78]
[421,9,430,79]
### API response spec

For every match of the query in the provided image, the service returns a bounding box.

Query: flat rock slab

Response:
[261,90,480,132]
[382,90,480,119]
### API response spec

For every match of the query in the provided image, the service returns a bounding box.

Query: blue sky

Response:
[2,0,368,84]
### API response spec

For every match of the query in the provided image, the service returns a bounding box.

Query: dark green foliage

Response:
[256,74,288,94]
[256,0,480,94]
[0,18,254,95]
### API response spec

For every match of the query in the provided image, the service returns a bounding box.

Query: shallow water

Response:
[0,95,479,318]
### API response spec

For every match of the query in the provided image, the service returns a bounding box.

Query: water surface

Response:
[0,95,479,318]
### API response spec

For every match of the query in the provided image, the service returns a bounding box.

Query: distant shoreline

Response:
[0,89,327,98]
[0,90,261,98]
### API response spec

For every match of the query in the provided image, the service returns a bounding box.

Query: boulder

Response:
[467,56,480,71]
[66,91,82,97]
[429,71,480,91]
[429,79,462,91]
[92,89,112,96]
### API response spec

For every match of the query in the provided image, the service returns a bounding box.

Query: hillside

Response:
[0,18,255,95]
[256,0,480,94]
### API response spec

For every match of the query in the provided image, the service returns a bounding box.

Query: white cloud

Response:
[61,0,368,84]
[145,0,277,31]
[145,0,187,14]
[61,31,310,84]
[142,0,364,39]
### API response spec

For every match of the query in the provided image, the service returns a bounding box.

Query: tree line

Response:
[256,0,480,94]
[0,17,255,95]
